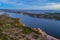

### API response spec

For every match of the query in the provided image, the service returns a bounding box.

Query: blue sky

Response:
[0,0,60,10]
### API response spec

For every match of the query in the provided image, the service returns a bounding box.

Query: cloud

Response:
[0,0,7,2]
[40,3,60,10]
[5,2,24,6]
[0,0,50,6]
[0,0,24,6]
[0,0,60,10]
[23,3,60,10]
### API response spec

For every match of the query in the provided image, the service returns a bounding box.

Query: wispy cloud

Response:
[0,0,60,10]
[0,0,24,6]
[26,3,60,10]
[0,0,7,2]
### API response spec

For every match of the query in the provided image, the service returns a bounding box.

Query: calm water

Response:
[7,13,60,39]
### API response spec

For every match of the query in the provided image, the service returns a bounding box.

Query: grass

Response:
[0,16,24,40]
[0,15,48,40]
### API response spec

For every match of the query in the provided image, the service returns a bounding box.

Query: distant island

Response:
[0,9,60,20]
[22,12,60,20]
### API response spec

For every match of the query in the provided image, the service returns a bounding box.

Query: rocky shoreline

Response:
[0,13,59,40]
[23,23,59,40]
[33,28,59,40]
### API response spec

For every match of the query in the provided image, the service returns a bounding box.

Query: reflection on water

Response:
[7,13,60,38]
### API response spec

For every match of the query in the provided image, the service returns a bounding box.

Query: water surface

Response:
[7,13,60,39]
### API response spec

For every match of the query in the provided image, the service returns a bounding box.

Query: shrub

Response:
[22,27,33,34]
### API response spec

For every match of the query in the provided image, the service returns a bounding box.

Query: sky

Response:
[0,0,60,10]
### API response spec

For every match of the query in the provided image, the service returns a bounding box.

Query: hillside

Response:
[0,14,59,40]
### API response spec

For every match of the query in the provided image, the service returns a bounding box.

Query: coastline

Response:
[23,23,59,40]
[32,28,59,40]
[0,13,59,40]
[47,35,59,40]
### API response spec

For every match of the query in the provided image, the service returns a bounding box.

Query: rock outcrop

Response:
[33,28,59,40]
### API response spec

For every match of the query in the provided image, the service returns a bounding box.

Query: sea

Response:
[1,10,60,39]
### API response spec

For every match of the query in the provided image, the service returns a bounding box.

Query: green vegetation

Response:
[0,34,10,40]
[22,27,33,34]
[0,15,23,40]
[0,14,49,40]
[33,34,39,39]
